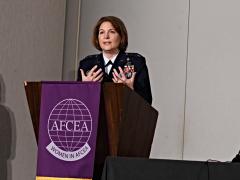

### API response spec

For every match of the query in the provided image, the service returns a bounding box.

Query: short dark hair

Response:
[92,16,128,52]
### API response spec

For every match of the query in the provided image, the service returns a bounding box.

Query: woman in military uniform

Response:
[77,16,152,104]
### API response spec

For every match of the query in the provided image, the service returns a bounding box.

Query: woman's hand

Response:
[80,65,103,82]
[112,67,136,90]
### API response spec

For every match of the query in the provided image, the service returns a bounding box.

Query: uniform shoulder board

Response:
[126,52,144,58]
[84,54,99,59]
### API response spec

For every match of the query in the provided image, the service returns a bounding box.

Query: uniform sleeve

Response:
[77,56,96,81]
[134,57,152,105]
[77,60,83,81]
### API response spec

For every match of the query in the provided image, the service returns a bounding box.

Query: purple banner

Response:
[36,82,101,179]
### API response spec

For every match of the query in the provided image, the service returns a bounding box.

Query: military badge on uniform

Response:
[124,58,134,79]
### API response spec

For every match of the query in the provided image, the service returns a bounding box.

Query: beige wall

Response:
[62,0,81,81]
[184,0,240,161]
[0,0,66,179]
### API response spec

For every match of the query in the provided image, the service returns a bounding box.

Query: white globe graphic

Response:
[47,99,92,152]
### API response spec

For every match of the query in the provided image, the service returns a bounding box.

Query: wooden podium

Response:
[24,82,158,179]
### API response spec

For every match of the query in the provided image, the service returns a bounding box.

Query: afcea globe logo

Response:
[46,98,92,161]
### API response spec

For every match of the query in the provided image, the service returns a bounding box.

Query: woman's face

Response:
[98,21,121,54]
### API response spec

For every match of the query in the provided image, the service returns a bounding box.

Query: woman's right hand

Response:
[80,65,103,82]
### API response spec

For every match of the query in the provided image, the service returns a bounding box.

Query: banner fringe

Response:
[36,176,92,180]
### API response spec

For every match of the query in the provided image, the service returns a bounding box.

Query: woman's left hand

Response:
[112,67,136,90]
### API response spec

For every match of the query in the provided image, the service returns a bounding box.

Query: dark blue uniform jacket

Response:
[77,51,152,104]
